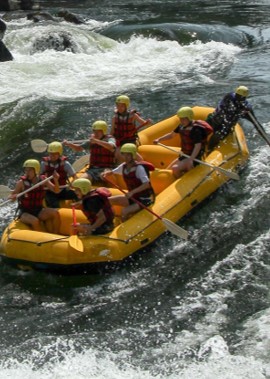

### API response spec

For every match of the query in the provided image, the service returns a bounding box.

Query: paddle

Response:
[67,205,84,252]
[0,185,12,200]
[30,139,90,173]
[68,235,84,253]
[104,177,188,240]
[0,175,54,208]
[247,112,270,147]
[71,154,90,172]
[31,138,88,153]
[157,143,240,181]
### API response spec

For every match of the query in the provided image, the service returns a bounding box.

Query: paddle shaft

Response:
[157,143,240,181]
[248,112,270,147]
[104,177,188,239]
[0,175,53,207]
[104,177,160,217]
[31,139,88,153]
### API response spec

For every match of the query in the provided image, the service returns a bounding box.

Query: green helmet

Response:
[115,95,130,108]
[72,178,92,195]
[47,141,63,155]
[23,159,40,175]
[120,143,137,159]
[235,86,249,98]
[177,106,194,121]
[92,120,108,134]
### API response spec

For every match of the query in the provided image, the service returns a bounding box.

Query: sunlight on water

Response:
[0,337,269,379]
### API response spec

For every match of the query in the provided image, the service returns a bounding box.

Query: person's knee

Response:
[31,218,41,230]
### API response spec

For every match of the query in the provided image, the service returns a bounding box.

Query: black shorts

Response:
[129,196,154,207]
[18,207,43,218]
[45,189,78,208]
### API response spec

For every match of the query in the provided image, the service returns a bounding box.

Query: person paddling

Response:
[102,143,155,221]
[71,178,114,235]
[63,120,116,184]
[206,85,265,148]
[154,107,213,178]
[9,159,60,233]
[40,141,78,208]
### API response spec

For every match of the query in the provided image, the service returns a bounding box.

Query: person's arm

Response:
[126,182,151,199]
[190,143,202,160]
[153,131,176,144]
[64,161,77,179]
[75,208,107,235]
[90,136,116,152]
[45,171,60,193]
[133,112,152,128]
[126,165,151,198]
[9,180,24,200]
[62,140,85,152]
[188,127,204,161]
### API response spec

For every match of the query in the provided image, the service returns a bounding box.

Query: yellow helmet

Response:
[177,106,194,121]
[120,143,137,158]
[23,159,40,175]
[72,178,92,195]
[92,120,108,134]
[47,141,63,155]
[235,86,249,98]
[115,95,130,108]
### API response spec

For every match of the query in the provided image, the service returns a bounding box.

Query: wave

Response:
[101,21,253,47]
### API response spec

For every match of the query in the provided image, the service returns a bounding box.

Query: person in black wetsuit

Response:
[206,86,257,149]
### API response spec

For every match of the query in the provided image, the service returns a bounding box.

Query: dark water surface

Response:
[0,1,269,377]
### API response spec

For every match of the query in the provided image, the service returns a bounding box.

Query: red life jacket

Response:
[42,156,68,186]
[19,175,47,210]
[90,135,115,168]
[113,110,137,146]
[82,187,114,224]
[179,120,213,155]
[122,161,155,200]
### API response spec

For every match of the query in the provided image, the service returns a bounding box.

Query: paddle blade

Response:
[72,154,90,172]
[162,218,188,240]
[31,139,48,153]
[0,185,11,199]
[215,166,240,181]
[69,235,84,252]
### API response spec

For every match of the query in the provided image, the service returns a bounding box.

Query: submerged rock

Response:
[31,31,77,53]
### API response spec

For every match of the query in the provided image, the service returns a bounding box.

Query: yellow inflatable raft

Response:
[0,106,249,273]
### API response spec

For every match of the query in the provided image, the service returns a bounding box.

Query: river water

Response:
[0,1,270,378]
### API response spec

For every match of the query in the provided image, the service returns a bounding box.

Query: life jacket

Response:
[19,175,47,210]
[179,120,213,155]
[42,156,68,186]
[82,188,114,224]
[113,110,138,146]
[90,135,115,168]
[122,161,155,200]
